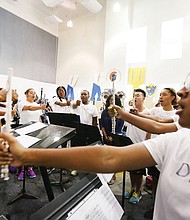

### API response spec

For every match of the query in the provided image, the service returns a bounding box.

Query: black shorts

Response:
[147,166,160,178]
[130,168,146,176]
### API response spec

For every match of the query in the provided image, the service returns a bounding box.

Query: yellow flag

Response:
[128,67,146,89]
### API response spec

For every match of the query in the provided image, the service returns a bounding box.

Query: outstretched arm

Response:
[0,89,18,102]
[131,109,174,123]
[108,105,177,134]
[0,133,156,173]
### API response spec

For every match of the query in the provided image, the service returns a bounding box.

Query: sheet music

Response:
[16,135,41,148]
[15,122,47,135]
[97,173,114,184]
[66,183,124,220]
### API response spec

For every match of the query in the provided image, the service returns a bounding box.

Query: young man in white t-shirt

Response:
[73,90,98,126]
[124,89,150,204]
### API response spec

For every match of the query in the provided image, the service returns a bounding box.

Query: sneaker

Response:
[129,191,142,204]
[27,168,36,179]
[18,170,24,181]
[124,188,134,199]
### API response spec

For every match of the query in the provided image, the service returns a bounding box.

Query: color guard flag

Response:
[90,83,101,101]
[66,84,74,100]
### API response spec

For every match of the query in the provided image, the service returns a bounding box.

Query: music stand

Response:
[47,114,103,190]
[47,112,81,189]
[47,112,80,127]
[48,112,103,146]
[8,122,76,204]
[110,133,133,209]
[71,122,104,146]
[7,166,39,205]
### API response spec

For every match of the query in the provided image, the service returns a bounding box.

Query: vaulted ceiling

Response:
[27,0,105,23]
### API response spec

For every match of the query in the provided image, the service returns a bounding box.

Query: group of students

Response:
[0,73,190,219]
[0,86,99,180]
[100,86,180,207]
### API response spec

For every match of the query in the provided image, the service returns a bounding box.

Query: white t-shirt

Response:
[18,100,42,124]
[49,97,72,113]
[143,128,190,220]
[73,103,98,125]
[149,107,177,138]
[149,106,176,118]
[125,107,150,143]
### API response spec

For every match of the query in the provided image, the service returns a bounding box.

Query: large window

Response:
[160,18,183,59]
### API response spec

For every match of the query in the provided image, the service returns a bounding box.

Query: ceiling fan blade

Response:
[79,0,102,13]
[60,0,77,10]
[41,0,64,7]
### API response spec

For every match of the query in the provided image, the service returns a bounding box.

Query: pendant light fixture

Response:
[67,2,73,28]
[67,19,73,27]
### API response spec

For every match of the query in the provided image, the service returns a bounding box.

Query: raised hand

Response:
[0,133,26,167]
[107,105,122,118]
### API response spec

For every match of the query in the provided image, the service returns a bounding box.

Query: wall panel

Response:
[0,8,57,84]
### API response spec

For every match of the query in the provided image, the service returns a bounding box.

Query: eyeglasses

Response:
[184,72,190,91]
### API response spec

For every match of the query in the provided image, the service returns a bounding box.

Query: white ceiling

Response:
[27,0,105,22]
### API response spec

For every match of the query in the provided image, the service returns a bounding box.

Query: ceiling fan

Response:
[41,0,102,13]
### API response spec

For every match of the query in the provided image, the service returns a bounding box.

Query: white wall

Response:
[0,74,58,102]
[57,4,106,93]
[56,0,190,105]
[57,0,131,97]
[129,0,190,84]
[103,0,130,91]
[1,0,190,106]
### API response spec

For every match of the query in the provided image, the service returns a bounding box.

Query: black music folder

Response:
[47,112,80,127]
[71,122,103,146]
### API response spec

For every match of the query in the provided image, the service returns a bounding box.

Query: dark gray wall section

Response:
[0,8,58,83]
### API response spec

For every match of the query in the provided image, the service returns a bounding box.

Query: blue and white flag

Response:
[66,84,74,100]
[90,83,101,101]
